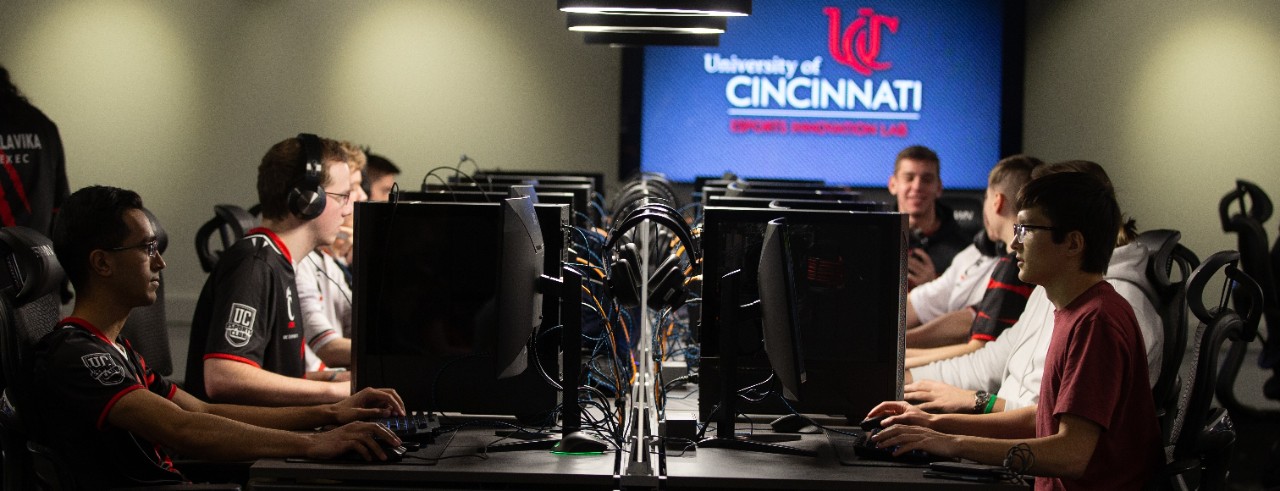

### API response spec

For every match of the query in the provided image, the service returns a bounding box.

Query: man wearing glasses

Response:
[186,134,358,406]
[33,185,404,487]
[868,171,1162,489]
[899,161,1162,417]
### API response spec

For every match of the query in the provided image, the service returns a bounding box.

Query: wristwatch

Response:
[973,390,991,414]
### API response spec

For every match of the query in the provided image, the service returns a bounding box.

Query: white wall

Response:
[4,0,1280,323]
[1024,0,1280,262]
[0,0,622,319]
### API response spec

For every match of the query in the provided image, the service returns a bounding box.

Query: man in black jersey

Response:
[31,185,405,488]
[187,134,356,405]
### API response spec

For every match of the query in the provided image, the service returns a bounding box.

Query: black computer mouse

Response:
[337,440,407,463]
[552,431,609,454]
[859,414,890,432]
[770,414,820,434]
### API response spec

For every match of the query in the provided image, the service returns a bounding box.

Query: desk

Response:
[248,428,1025,490]
[248,429,617,490]
[661,431,1028,490]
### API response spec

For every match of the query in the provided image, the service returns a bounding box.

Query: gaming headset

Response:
[287,133,327,220]
[605,199,697,310]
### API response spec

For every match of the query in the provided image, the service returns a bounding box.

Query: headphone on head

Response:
[287,133,326,220]
[605,201,697,310]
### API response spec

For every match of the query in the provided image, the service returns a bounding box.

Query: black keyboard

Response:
[852,429,946,465]
[377,412,440,440]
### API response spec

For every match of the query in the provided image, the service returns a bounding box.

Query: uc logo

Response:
[822,6,899,76]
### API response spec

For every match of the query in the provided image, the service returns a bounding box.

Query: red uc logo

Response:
[822,6,899,76]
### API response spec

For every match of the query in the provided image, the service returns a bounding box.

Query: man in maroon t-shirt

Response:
[867,171,1162,489]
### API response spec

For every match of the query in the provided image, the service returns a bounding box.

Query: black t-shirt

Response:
[911,202,971,276]
[0,99,69,235]
[30,317,186,488]
[185,227,305,400]
[970,251,1035,341]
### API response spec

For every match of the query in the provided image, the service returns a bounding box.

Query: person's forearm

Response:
[204,359,348,406]
[905,309,976,348]
[905,340,985,369]
[930,406,1036,439]
[202,402,336,431]
[316,338,352,367]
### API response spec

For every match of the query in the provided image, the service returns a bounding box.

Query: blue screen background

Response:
[641,0,1005,189]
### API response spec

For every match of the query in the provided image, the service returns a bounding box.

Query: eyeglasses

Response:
[1012,223,1060,244]
[325,192,352,206]
[108,239,160,258]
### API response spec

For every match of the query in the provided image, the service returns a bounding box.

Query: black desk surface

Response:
[248,427,1027,490]
[661,431,1028,490]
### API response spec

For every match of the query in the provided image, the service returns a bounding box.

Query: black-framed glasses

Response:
[108,239,160,258]
[325,192,351,206]
[1012,223,1059,244]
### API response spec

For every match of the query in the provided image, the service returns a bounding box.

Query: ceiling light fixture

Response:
[582,32,721,47]
[558,0,751,17]
[567,13,727,34]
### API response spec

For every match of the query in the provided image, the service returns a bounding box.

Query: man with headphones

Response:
[186,134,357,405]
[297,141,368,375]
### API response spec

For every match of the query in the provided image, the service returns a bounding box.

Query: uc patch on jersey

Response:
[225,303,257,348]
[81,352,125,386]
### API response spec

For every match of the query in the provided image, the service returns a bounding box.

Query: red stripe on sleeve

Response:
[97,385,144,430]
[202,353,263,368]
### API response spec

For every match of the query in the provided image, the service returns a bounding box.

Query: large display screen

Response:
[640,0,1012,189]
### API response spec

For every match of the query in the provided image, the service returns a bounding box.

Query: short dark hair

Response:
[894,145,940,174]
[1016,172,1120,274]
[52,186,144,289]
[988,154,1043,196]
[1032,159,1136,244]
[364,152,400,184]
[1,65,29,106]
[257,135,347,221]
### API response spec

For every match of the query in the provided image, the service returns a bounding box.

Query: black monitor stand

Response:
[487,267,607,454]
[697,269,815,457]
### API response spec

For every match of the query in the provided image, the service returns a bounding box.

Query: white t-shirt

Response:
[295,250,352,372]
[908,244,998,324]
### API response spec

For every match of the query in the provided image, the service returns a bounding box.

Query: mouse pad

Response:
[824,429,925,468]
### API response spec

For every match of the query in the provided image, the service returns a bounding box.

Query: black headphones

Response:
[288,133,326,220]
[605,201,697,310]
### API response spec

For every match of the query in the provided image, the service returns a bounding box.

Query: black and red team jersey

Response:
[969,251,1035,341]
[31,317,186,488]
[185,227,305,401]
[0,100,70,235]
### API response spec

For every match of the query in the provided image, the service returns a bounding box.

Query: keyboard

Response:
[377,412,441,441]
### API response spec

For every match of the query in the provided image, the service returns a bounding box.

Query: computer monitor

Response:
[758,218,805,402]
[352,201,569,420]
[698,206,906,423]
[496,197,545,379]
[700,187,861,208]
[471,171,603,197]
[705,195,887,212]
[419,183,594,228]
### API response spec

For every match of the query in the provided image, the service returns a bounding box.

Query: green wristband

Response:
[984,394,998,414]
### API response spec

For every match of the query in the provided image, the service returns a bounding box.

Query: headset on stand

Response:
[605,198,697,311]
[289,133,327,220]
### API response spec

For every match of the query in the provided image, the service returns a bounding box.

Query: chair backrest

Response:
[194,204,257,273]
[1218,180,1280,369]
[119,207,173,377]
[1135,229,1199,442]
[0,227,67,490]
[1166,251,1264,490]
[937,194,984,241]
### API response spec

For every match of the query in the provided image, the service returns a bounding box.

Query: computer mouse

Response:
[859,414,890,432]
[337,440,407,463]
[552,431,609,454]
[770,414,820,434]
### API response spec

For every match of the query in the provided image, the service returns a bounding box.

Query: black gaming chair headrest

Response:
[1219,179,1273,232]
[1187,250,1264,341]
[0,227,66,306]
